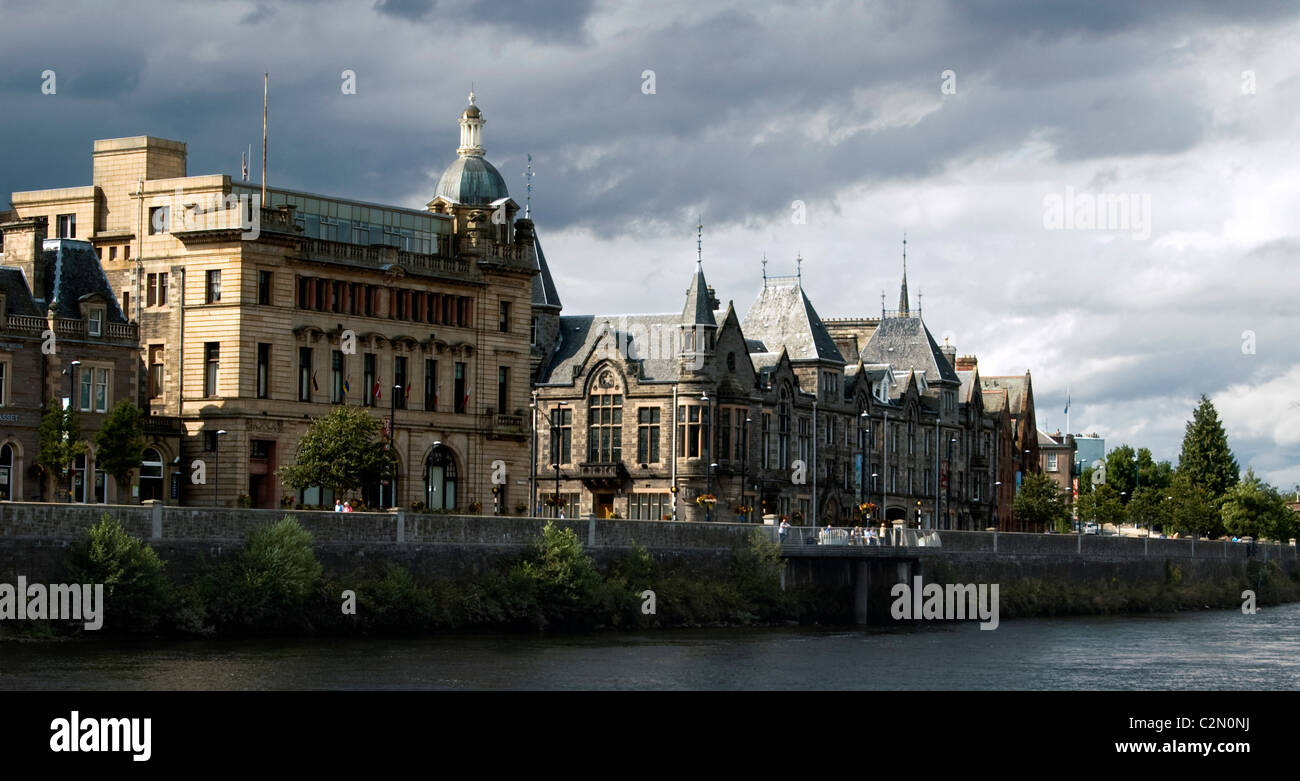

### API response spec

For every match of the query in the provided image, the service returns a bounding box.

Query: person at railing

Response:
[851,525,863,546]
[779,518,791,544]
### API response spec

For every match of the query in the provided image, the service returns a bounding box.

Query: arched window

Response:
[586,369,622,464]
[0,444,13,501]
[140,448,164,501]
[777,388,791,469]
[424,446,457,510]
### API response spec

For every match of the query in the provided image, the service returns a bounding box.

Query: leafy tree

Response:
[1077,483,1126,530]
[1126,486,1171,533]
[1103,445,1167,502]
[37,399,88,501]
[66,514,171,632]
[1166,472,1223,539]
[94,400,146,492]
[1221,470,1294,541]
[1012,473,1071,532]
[278,406,395,501]
[511,521,601,629]
[1177,395,1239,500]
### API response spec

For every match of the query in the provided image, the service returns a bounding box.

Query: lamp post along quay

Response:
[214,429,227,507]
[63,360,81,503]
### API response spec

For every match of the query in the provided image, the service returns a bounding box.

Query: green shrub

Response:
[510,521,601,629]
[66,514,171,633]
[203,515,324,633]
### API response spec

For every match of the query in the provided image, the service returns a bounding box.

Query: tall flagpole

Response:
[261,72,268,203]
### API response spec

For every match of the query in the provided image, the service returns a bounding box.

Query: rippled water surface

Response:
[3,603,1297,690]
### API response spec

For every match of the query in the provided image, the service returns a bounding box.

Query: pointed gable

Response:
[859,314,960,385]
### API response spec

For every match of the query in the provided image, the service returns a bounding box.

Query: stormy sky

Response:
[2,0,1297,487]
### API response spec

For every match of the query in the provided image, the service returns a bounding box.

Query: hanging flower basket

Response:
[545,494,566,508]
[695,494,717,508]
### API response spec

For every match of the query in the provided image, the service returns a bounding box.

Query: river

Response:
[3,603,1297,690]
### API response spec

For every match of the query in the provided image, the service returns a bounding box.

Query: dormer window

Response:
[88,308,103,337]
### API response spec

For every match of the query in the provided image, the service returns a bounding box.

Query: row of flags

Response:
[308,372,467,408]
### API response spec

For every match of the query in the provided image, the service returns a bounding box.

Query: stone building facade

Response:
[0,218,175,503]
[531,251,1040,530]
[6,94,538,510]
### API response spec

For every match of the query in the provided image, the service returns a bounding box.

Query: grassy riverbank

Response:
[4,515,1296,640]
[1,514,849,639]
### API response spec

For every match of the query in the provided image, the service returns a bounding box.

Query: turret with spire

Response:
[680,218,718,365]
[898,233,910,316]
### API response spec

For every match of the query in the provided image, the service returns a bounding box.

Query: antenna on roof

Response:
[761,253,768,288]
[881,289,886,318]
[523,153,534,219]
[696,216,703,268]
[918,289,922,318]
[261,72,268,204]
[796,251,802,283]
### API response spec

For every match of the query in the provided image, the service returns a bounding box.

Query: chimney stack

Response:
[955,354,978,371]
[1,217,49,301]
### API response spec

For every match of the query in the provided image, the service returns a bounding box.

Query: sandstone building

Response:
[6,94,542,510]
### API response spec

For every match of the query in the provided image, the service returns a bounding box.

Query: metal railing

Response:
[766,524,943,548]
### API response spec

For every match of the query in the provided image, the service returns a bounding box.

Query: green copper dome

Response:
[435,155,509,205]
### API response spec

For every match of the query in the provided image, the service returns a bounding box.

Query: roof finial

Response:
[898,232,910,316]
[917,288,922,318]
[523,153,534,219]
[696,216,703,268]
[762,252,768,288]
[881,289,886,318]
[469,84,476,105]
[796,251,802,283]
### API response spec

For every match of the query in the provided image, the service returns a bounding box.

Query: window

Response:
[91,368,108,413]
[148,206,170,234]
[148,345,164,399]
[57,213,76,238]
[629,493,672,520]
[496,366,508,414]
[637,407,661,464]
[203,431,217,452]
[87,308,103,337]
[250,440,272,459]
[798,418,811,464]
[146,272,169,307]
[394,356,408,410]
[79,367,92,410]
[761,412,771,469]
[720,408,731,462]
[424,360,438,411]
[453,362,467,414]
[587,393,623,463]
[204,343,219,397]
[299,347,313,402]
[550,407,572,465]
[734,409,747,461]
[1047,454,1059,472]
[206,270,221,303]
[364,353,376,407]
[124,245,131,260]
[257,343,270,399]
[0,443,15,500]
[777,396,791,468]
[109,246,118,261]
[530,316,538,346]
[676,404,709,459]
[258,270,273,305]
[498,300,511,332]
[332,350,345,404]
[0,362,6,407]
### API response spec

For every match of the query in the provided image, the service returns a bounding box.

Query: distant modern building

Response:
[1073,432,1105,473]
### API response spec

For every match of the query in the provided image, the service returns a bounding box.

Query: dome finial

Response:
[457,90,485,157]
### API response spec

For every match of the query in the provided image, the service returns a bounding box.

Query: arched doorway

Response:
[0,443,14,500]
[885,505,907,522]
[140,448,164,501]
[424,446,457,511]
[362,453,400,510]
[72,453,87,503]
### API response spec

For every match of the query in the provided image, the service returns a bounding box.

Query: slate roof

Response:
[0,267,40,316]
[532,233,562,310]
[40,240,127,321]
[982,387,1008,413]
[682,266,717,326]
[538,313,682,385]
[957,369,980,404]
[741,278,844,364]
[858,314,960,385]
[981,375,1030,416]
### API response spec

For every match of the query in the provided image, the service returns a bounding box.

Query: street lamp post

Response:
[994,480,1003,530]
[707,462,718,522]
[946,437,957,530]
[858,411,869,514]
[701,392,713,521]
[214,429,227,507]
[1133,454,1142,536]
[387,384,401,508]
